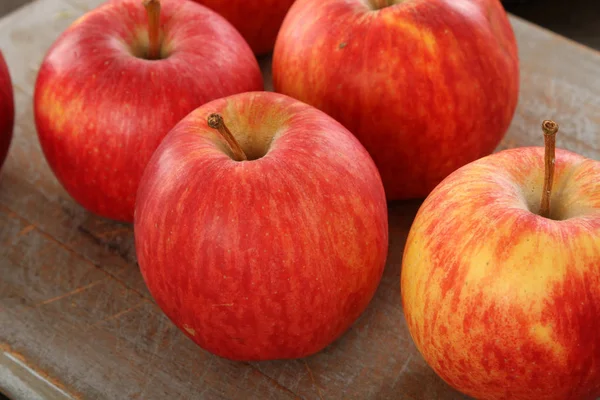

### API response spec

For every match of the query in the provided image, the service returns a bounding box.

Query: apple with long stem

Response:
[34,0,263,222]
[273,0,519,201]
[193,0,296,55]
[401,120,600,399]
[134,91,389,361]
[0,51,14,170]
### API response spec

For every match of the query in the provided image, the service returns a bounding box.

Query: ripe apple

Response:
[0,51,14,170]
[134,91,389,361]
[401,120,600,400]
[273,0,519,201]
[34,0,263,222]
[193,0,296,55]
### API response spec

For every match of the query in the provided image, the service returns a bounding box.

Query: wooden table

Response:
[0,1,598,399]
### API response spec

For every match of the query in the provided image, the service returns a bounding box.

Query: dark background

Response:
[0,0,599,49]
[503,0,599,49]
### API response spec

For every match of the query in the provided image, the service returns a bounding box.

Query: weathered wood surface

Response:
[0,0,598,399]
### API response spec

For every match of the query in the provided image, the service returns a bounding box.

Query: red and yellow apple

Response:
[34,0,263,222]
[0,51,14,170]
[134,91,389,361]
[273,0,519,200]
[401,121,600,399]
[193,0,295,55]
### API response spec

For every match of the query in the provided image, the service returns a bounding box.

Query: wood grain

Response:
[0,0,598,399]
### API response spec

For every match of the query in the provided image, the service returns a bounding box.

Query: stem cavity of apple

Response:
[143,0,162,60]
[539,119,559,219]
[369,0,400,10]
[207,114,248,162]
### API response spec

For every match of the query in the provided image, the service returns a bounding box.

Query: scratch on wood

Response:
[304,360,324,400]
[17,225,35,237]
[92,301,146,326]
[246,363,305,400]
[0,204,151,303]
[3,352,77,399]
[33,280,105,307]
[0,204,76,257]
[135,317,171,400]
[391,355,413,389]
[0,343,83,400]
[1,223,34,248]
[399,355,412,375]
[77,225,134,263]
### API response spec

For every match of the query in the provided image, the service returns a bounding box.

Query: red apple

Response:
[0,51,14,170]
[273,0,519,201]
[34,0,263,222]
[134,91,389,361]
[193,0,296,55]
[401,121,600,399]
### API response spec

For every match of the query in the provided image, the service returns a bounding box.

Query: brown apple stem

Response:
[207,114,248,162]
[143,0,161,60]
[539,120,559,218]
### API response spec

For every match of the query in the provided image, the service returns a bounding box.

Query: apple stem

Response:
[539,120,559,219]
[143,0,161,60]
[207,114,248,162]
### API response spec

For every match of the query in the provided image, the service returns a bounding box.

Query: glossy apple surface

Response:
[34,0,263,222]
[273,0,519,201]
[401,147,600,399]
[134,91,389,361]
[194,0,295,55]
[0,51,14,169]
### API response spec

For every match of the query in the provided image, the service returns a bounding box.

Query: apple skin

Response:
[193,0,296,55]
[34,0,263,222]
[273,0,519,201]
[401,147,600,400]
[0,51,14,170]
[134,91,389,361]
